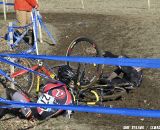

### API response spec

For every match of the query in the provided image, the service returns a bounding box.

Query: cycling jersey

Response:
[112,66,143,87]
[5,80,72,120]
[99,51,143,88]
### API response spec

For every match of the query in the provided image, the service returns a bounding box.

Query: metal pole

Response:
[31,11,39,55]
[9,22,15,89]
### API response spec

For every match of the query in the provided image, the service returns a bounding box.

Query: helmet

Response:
[37,82,72,119]
[58,65,76,84]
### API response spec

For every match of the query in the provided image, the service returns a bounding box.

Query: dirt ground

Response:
[1,10,160,130]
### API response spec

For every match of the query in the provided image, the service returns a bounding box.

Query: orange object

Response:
[14,0,38,11]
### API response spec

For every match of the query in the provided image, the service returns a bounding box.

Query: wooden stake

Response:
[81,0,84,9]
[148,0,151,9]
[3,0,6,20]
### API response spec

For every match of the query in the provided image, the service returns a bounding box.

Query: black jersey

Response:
[114,66,143,87]
[101,51,143,88]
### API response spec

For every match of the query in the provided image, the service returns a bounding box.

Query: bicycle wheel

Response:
[101,86,126,101]
[66,37,102,87]
[80,86,126,102]
[78,89,100,105]
[0,50,35,93]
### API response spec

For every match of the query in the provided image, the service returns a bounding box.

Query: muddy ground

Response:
[1,11,160,130]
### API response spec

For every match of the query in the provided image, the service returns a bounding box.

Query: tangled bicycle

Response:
[0,9,143,120]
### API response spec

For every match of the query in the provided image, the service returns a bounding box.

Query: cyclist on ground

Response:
[0,79,72,120]
[98,51,143,90]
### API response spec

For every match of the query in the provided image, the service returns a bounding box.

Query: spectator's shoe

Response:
[26,29,34,46]
[4,30,30,44]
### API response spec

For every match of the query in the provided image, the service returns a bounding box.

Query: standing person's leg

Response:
[26,11,32,25]
[16,10,27,33]
[26,11,34,45]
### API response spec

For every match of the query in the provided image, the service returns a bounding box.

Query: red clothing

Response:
[14,0,38,11]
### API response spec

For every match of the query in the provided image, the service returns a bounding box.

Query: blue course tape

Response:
[0,2,14,6]
[1,53,160,68]
[37,11,56,45]
[1,97,160,118]
[0,69,12,81]
[1,54,160,118]
[9,23,33,29]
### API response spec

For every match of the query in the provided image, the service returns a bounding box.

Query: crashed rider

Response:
[98,51,143,90]
[0,79,73,120]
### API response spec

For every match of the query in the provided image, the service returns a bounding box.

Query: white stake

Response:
[9,22,15,89]
[148,0,150,9]
[81,0,84,9]
[37,11,43,43]
[6,0,9,11]
[3,0,7,21]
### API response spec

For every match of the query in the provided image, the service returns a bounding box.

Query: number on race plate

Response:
[37,93,57,112]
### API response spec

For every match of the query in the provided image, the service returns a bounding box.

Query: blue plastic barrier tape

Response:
[0,68,13,81]
[0,2,14,6]
[1,97,160,118]
[32,9,39,55]
[37,10,56,45]
[8,23,33,29]
[1,53,160,69]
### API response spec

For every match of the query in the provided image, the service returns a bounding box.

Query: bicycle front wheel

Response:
[66,37,102,87]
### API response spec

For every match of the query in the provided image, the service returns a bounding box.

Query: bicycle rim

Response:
[102,86,126,100]
[78,89,100,104]
[0,50,35,93]
[66,37,102,87]
[13,58,35,93]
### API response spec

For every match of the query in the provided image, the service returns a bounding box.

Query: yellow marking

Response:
[50,74,55,79]
[87,90,99,105]
[36,76,40,93]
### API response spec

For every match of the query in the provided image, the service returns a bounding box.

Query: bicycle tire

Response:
[66,37,102,87]
[101,86,126,100]
[0,50,35,93]
[78,89,100,104]
[79,86,126,102]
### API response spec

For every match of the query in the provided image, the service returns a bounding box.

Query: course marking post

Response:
[81,0,84,9]
[6,0,9,11]
[9,22,15,89]
[37,11,43,43]
[3,0,7,20]
[148,0,151,9]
